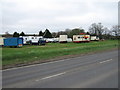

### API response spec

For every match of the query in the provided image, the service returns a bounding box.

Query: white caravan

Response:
[20,36,29,44]
[73,35,90,43]
[20,36,43,44]
[59,35,68,43]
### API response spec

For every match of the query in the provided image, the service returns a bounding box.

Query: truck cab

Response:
[38,38,46,45]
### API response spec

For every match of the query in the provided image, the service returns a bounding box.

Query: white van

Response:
[90,36,99,41]
[67,38,72,42]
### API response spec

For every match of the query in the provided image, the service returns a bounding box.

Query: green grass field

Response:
[2,40,118,66]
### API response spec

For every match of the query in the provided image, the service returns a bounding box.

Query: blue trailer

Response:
[4,37,23,47]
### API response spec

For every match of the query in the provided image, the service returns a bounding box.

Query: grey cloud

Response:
[1,0,118,34]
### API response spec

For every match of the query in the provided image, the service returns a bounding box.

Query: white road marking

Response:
[35,72,66,81]
[99,59,113,64]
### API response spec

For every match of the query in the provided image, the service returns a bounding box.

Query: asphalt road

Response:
[2,49,118,88]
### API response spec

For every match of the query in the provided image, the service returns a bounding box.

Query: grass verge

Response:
[2,40,118,68]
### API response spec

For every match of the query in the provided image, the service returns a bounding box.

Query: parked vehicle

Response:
[53,38,59,43]
[59,35,68,43]
[67,38,72,42]
[90,36,99,41]
[38,38,46,45]
[28,36,43,45]
[46,38,59,43]
[19,36,29,44]
[45,38,54,43]
[73,35,90,43]
[4,37,23,47]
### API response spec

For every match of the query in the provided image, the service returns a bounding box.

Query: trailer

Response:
[59,35,68,43]
[73,35,90,43]
[4,37,23,47]
[90,36,99,41]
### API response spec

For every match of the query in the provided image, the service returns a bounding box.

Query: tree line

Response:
[13,29,53,38]
[12,23,120,40]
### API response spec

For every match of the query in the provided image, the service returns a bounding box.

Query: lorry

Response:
[4,37,23,47]
[59,35,68,43]
[73,35,90,43]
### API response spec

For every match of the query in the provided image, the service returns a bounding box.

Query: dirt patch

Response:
[2,48,118,70]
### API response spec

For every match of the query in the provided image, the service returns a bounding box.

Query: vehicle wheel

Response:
[30,41,32,45]
[38,42,40,45]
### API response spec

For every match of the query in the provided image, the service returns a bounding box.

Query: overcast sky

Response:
[1,0,119,34]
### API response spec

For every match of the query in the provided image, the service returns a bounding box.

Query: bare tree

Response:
[103,27,109,35]
[89,23,105,39]
[52,32,57,38]
[111,25,120,36]
[89,23,97,35]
